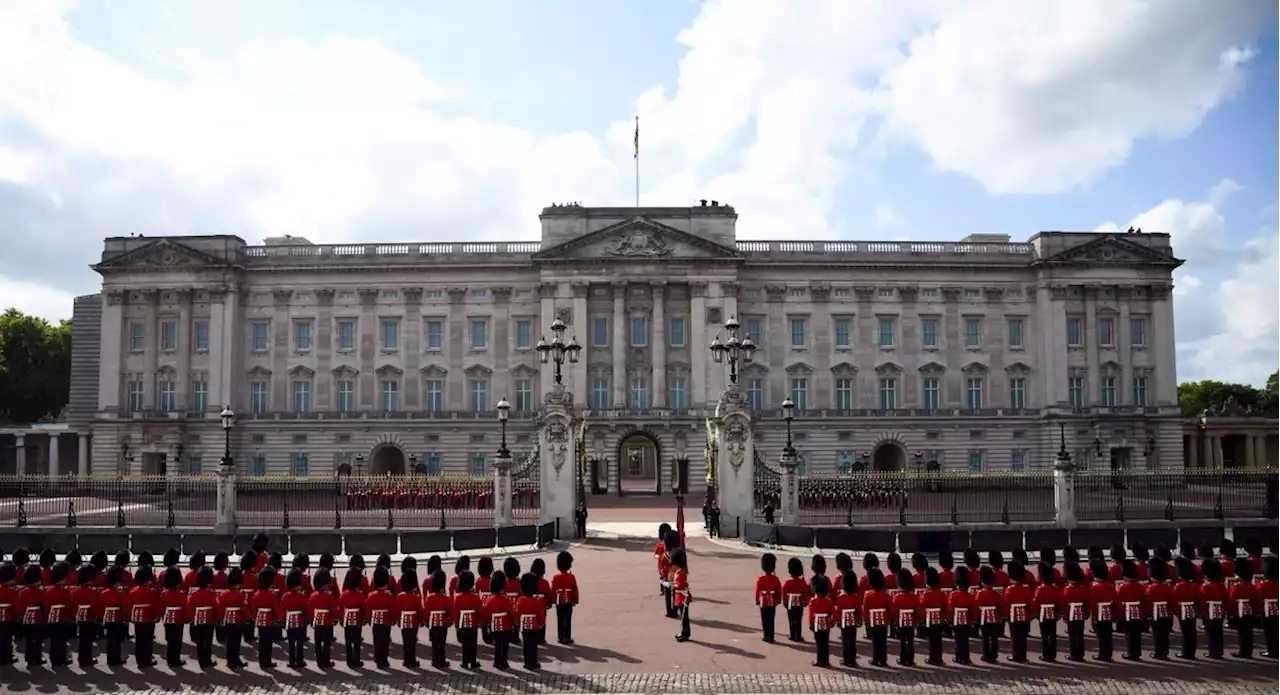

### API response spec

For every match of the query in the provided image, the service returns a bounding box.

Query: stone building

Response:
[62,202,1206,493]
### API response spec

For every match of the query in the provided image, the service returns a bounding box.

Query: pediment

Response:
[464,364,494,377]
[247,366,272,378]
[420,364,448,379]
[532,218,740,262]
[830,362,858,375]
[918,361,946,374]
[94,238,230,273]
[375,364,403,377]
[332,364,359,378]
[1100,360,1122,372]
[509,364,538,378]
[156,365,176,377]
[961,361,989,374]
[786,362,814,376]
[1004,361,1033,374]
[874,361,903,375]
[287,365,315,378]
[1038,234,1182,269]
[741,363,769,377]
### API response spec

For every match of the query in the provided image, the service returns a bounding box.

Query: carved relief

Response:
[960,361,989,375]
[332,365,359,378]
[1023,285,1038,300]
[288,365,316,378]
[106,290,126,306]
[723,419,748,471]
[545,419,570,475]
[603,230,672,257]
[314,289,335,306]
[375,364,404,377]
[810,286,832,303]
[854,287,876,302]
[130,289,158,305]
[941,287,963,302]
[446,287,467,303]
[983,287,1004,300]
[718,281,738,298]
[874,362,903,376]
[554,307,572,324]
[918,361,946,375]
[765,286,787,302]
[509,364,539,378]
[570,283,589,299]
[420,364,448,379]
[1005,362,1032,375]
[491,286,513,302]
[357,289,379,305]
[172,289,193,304]
[402,288,424,303]
[897,287,918,303]
[689,281,709,299]
[463,364,494,377]
[830,362,859,378]
[247,366,272,379]
[272,289,292,305]
[1148,284,1172,301]
[1048,284,1071,301]
[785,362,815,376]
[539,283,558,299]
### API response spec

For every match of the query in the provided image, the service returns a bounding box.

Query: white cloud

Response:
[874,203,903,228]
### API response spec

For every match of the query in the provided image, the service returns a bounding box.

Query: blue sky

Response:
[0,0,1276,384]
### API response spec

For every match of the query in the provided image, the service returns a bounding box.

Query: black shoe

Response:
[375,661,390,669]
[1204,653,1223,660]
[763,637,775,643]
[1176,653,1196,660]
[1092,655,1111,662]
[168,660,186,668]
[525,663,541,671]
[841,659,858,667]
[1007,656,1026,663]
[675,634,689,643]
[1121,654,1140,661]
[813,660,829,667]
[1230,652,1253,659]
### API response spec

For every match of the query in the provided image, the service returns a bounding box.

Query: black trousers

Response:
[257,626,277,668]
[49,623,69,666]
[0,622,13,664]
[492,630,511,668]
[1151,617,1171,659]
[430,626,450,667]
[481,622,492,645]
[980,623,1000,662]
[953,624,971,663]
[134,622,155,667]
[814,628,830,665]
[163,623,184,666]
[104,623,125,666]
[555,604,574,643]
[402,627,421,666]
[343,626,362,666]
[1039,619,1058,661]
[224,624,243,667]
[868,626,888,664]
[313,626,332,666]
[458,627,478,667]
[1177,617,1197,658]
[1204,619,1224,658]
[897,625,915,665]
[1235,615,1254,658]
[193,624,215,666]
[286,626,306,665]
[1124,619,1143,659]
[678,604,691,639]
[759,607,776,641]
[76,622,96,665]
[521,628,539,669]
[840,626,857,664]
[23,624,43,666]
[372,625,392,666]
[785,607,803,641]
[243,619,255,643]
[1010,621,1029,662]
[1094,621,1113,661]
[925,625,943,663]
[1067,620,1085,660]
[663,587,675,618]
[1263,616,1278,657]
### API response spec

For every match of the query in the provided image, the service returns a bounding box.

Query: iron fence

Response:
[0,475,218,528]
[1073,469,1278,522]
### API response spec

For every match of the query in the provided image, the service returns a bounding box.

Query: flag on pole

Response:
[633,116,639,159]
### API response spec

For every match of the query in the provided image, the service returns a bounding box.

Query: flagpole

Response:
[634,115,640,207]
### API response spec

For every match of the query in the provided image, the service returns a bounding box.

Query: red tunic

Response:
[126,585,159,623]
[1003,583,1034,622]
[18,586,45,625]
[919,587,948,627]
[71,585,102,623]
[938,568,954,590]
[671,569,691,608]
[251,589,281,627]
[1089,581,1118,622]
[536,577,553,610]
[807,595,836,631]
[889,591,920,627]
[0,584,17,624]
[1171,580,1200,620]
[782,577,810,611]
[187,587,218,626]
[421,592,449,629]
[1061,582,1090,621]
[100,586,124,624]
[338,589,366,626]
[452,591,484,629]
[160,588,188,625]
[1146,581,1172,620]
[44,585,72,624]
[1198,580,1228,621]
[1228,580,1259,618]
[1033,583,1062,621]
[364,589,395,626]
[307,589,339,627]
[974,587,1005,625]
[754,573,782,608]
[483,594,513,632]
[861,589,891,627]
[1257,578,1278,618]
[475,576,490,596]
[946,588,974,626]
[216,588,244,625]
[551,571,580,606]
[514,595,546,631]
[1116,580,1147,622]
[280,590,308,629]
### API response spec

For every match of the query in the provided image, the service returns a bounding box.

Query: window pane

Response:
[470,320,487,349]
[630,317,647,346]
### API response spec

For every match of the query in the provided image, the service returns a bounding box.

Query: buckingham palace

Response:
[61,200,1190,494]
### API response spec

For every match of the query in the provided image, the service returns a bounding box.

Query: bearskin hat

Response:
[490,571,507,595]
[556,551,573,573]
[788,557,804,578]
[162,566,182,589]
[761,553,777,574]
[372,566,390,589]
[286,568,303,590]
[196,566,214,588]
[520,572,538,597]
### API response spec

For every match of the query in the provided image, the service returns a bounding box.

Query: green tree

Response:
[1178,375,1279,418]
[0,309,72,424]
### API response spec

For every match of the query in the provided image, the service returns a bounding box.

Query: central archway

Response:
[872,442,905,471]
[616,430,662,496]
[371,445,406,476]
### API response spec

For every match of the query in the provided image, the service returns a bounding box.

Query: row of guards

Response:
[342,484,538,511]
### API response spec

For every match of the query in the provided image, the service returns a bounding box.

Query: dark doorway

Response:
[371,445,406,475]
[616,432,661,496]
[672,457,690,494]
[872,443,905,471]
[589,456,607,494]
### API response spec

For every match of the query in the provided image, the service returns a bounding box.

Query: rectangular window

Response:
[668,317,686,347]
[591,317,609,347]
[469,453,486,477]
[667,377,687,410]
[1098,317,1114,347]
[1007,318,1024,348]
[294,321,312,351]
[1068,377,1085,410]
[964,318,981,348]
[833,318,851,348]
[381,320,399,350]
[337,380,355,412]
[964,288,981,299]
[126,380,143,412]
[158,380,175,412]
[877,317,895,347]
[424,453,442,476]
[471,322,488,353]
[515,319,532,349]
[249,454,266,477]
[630,377,648,409]
[1066,317,1083,347]
[1130,317,1147,347]
[590,377,610,410]
[745,318,763,346]
[469,379,488,411]
[1010,450,1026,471]
[1100,375,1117,406]
[1009,378,1026,409]
[878,378,897,410]
[193,322,209,350]
[184,455,202,475]
[293,380,311,412]
[965,377,984,409]
[789,318,806,347]
[921,318,938,348]
[424,379,443,411]
[922,378,940,410]
[251,322,269,351]
[425,320,443,349]
[789,378,808,411]
[292,453,309,476]
[515,379,533,411]
[250,381,268,413]
[629,317,647,347]
[1132,376,1149,406]
[967,450,984,471]
[191,380,208,412]
[380,380,399,411]
[129,323,145,351]
[834,379,853,410]
[160,321,177,351]
[381,290,399,301]
[746,378,763,410]
[337,321,355,351]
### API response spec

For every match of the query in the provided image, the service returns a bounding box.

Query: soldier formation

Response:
[0,534,579,672]
[750,538,1278,668]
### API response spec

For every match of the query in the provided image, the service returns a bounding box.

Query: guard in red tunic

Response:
[551,551,579,645]
[449,556,470,599]
[1200,558,1228,659]
[1146,559,1173,660]
[754,553,782,643]
[126,566,159,669]
[475,557,494,645]
[670,548,692,643]
[807,575,836,667]
[948,567,974,664]
[0,563,17,667]
[452,571,483,669]
[159,567,188,668]
[502,558,523,645]
[188,566,218,669]
[366,567,396,669]
[1117,560,1147,661]
[307,568,338,669]
[424,570,453,669]
[1004,560,1033,663]
[484,571,513,670]
[44,562,72,668]
[251,567,282,670]
[281,569,309,668]
[100,566,127,667]
[1088,561,1117,662]
[835,570,861,667]
[861,568,891,667]
[72,564,100,667]
[1033,562,1061,661]
[338,570,366,668]
[974,566,1004,663]
[396,569,424,668]
[1258,557,1278,658]
[238,552,258,645]
[217,568,247,669]
[515,572,546,670]
[1172,557,1200,659]
[920,567,948,665]
[891,570,920,666]
[831,553,853,600]
[1229,557,1258,659]
[530,558,553,646]
[782,557,809,642]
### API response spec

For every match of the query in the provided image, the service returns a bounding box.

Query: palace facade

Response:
[55,202,1208,493]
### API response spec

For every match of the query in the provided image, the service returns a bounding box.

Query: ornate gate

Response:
[752,449,781,522]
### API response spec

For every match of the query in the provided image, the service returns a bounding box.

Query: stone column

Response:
[571,283,589,399]
[1117,295,1131,405]
[48,434,59,478]
[99,291,126,413]
[143,290,159,409]
[539,385,578,534]
[1053,456,1077,529]
[176,289,192,410]
[651,282,666,408]
[1188,432,1200,468]
[15,435,24,475]
[690,282,708,407]
[778,449,799,526]
[611,283,626,407]
[78,434,89,477]
[1213,436,1224,468]
[215,467,237,534]
[1083,288,1099,404]
[714,384,755,537]
[1151,285,1176,404]
[493,451,514,527]
[1201,431,1213,469]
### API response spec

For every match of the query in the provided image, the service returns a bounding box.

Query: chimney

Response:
[711,200,719,207]
[700,199,707,207]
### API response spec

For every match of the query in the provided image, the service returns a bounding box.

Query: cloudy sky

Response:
[0,0,1276,385]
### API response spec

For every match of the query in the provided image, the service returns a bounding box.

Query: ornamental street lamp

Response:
[709,316,756,386]
[781,396,798,458]
[355,454,365,476]
[496,396,512,459]
[219,406,235,469]
[1054,422,1074,472]
[536,318,581,385]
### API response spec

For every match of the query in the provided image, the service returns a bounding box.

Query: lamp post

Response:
[709,316,757,386]
[496,397,512,459]
[1054,422,1074,472]
[355,454,365,476]
[778,397,800,525]
[219,406,235,469]
[781,397,797,458]
[494,397,514,527]
[535,318,582,385]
